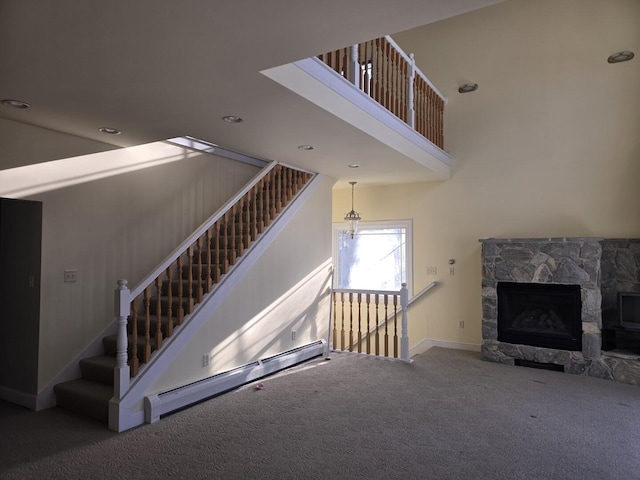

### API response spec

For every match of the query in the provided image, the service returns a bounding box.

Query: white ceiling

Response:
[0,0,504,187]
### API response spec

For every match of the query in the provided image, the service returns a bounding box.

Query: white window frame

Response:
[332,219,413,295]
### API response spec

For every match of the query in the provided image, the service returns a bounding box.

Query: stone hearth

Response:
[480,237,640,385]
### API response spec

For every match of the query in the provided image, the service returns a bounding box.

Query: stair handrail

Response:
[127,161,278,301]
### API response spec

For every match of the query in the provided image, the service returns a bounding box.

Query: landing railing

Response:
[331,284,410,362]
[113,163,313,397]
[318,36,446,149]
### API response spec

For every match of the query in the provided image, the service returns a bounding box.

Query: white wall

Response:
[333,0,640,350]
[150,175,334,394]
[0,118,118,170]
[19,144,259,390]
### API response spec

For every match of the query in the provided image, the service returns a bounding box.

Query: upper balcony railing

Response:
[318,36,446,149]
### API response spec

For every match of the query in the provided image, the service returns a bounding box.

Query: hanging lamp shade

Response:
[344,181,361,239]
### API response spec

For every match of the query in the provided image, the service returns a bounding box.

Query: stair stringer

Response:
[109,173,326,432]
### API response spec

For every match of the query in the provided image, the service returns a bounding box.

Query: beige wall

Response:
[334,0,640,349]
[152,175,334,394]
[20,144,259,390]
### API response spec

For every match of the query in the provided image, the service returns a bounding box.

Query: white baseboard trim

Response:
[143,340,326,426]
[410,338,481,357]
[0,386,38,410]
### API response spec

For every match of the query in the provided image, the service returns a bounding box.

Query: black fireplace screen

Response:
[497,282,582,351]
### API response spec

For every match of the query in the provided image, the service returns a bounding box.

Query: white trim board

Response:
[410,338,481,357]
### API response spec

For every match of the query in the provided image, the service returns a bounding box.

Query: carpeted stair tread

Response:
[54,379,113,423]
[79,355,117,385]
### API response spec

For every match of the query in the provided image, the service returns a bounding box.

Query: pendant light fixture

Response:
[344,181,361,239]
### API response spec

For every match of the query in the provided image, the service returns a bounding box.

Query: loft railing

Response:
[317,36,446,149]
[331,284,410,362]
[113,163,313,398]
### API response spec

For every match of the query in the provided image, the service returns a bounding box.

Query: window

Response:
[333,220,412,293]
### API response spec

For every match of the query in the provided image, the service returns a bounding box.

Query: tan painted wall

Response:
[20,144,259,390]
[334,0,640,349]
[151,176,334,394]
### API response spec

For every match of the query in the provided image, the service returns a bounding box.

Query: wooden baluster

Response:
[385,39,390,110]
[196,236,204,302]
[439,97,444,148]
[276,166,283,214]
[366,293,371,354]
[348,292,354,352]
[176,256,184,325]
[187,244,195,314]
[384,294,389,357]
[130,296,140,376]
[375,294,380,356]
[246,191,253,247]
[230,205,237,265]
[286,168,293,202]
[143,286,152,363]
[237,200,244,257]
[357,293,362,353]
[340,292,345,350]
[268,170,276,222]
[155,276,163,350]
[213,222,221,283]
[257,180,265,233]
[205,227,213,293]
[222,212,230,273]
[166,265,174,337]
[393,294,399,358]
[373,38,380,104]
[364,40,371,96]
[332,291,338,350]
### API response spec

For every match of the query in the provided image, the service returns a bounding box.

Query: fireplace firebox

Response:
[497,282,582,351]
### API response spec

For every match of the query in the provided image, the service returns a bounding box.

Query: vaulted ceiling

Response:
[0,0,504,186]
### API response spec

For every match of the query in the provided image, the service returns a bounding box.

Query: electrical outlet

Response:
[458,321,465,329]
[202,354,210,367]
[427,266,437,275]
[64,269,77,282]
[291,330,297,341]
[449,267,455,276]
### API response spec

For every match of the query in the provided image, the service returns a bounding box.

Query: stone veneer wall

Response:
[600,239,640,330]
[481,238,640,385]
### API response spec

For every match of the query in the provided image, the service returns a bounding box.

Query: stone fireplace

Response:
[481,237,640,385]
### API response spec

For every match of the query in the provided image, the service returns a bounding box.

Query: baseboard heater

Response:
[144,340,326,424]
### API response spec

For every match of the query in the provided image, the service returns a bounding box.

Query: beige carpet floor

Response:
[1,347,640,479]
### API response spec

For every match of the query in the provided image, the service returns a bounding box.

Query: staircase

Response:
[54,164,312,424]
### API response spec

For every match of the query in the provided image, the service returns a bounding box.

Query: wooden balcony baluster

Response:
[258,180,265,233]
[245,191,253,248]
[236,201,244,257]
[213,222,221,283]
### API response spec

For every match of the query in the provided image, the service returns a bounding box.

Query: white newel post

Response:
[348,44,360,89]
[114,279,131,398]
[400,283,410,362]
[407,54,416,129]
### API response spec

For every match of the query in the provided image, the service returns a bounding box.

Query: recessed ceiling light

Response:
[99,127,122,135]
[297,145,314,151]
[1,99,30,109]
[607,51,634,64]
[458,83,478,94]
[348,164,360,168]
[222,115,243,123]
